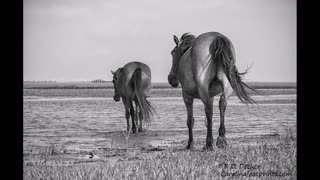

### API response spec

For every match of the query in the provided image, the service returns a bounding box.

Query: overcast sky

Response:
[24,0,296,82]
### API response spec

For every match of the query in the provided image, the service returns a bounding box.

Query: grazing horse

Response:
[168,32,256,150]
[111,61,155,133]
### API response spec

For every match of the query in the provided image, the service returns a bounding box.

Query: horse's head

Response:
[111,68,123,102]
[168,33,195,88]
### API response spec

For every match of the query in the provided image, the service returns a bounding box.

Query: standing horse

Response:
[168,32,256,150]
[111,61,155,133]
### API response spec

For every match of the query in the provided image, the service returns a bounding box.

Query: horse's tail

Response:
[132,68,155,124]
[209,35,258,104]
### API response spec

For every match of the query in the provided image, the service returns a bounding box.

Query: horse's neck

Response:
[177,47,193,80]
[178,46,192,69]
[117,74,127,93]
[182,46,192,59]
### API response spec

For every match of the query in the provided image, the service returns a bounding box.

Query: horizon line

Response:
[23,80,297,83]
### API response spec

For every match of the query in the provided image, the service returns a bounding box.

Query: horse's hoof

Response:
[184,142,194,150]
[216,136,227,149]
[202,144,213,151]
[132,129,137,134]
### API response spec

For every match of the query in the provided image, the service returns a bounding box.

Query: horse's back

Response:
[123,62,151,75]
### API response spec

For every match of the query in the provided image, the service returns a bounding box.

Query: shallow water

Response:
[23,90,296,151]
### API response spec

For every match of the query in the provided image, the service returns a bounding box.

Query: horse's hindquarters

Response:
[140,71,151,95]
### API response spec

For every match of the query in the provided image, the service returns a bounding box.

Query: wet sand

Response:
[23,90,296,165]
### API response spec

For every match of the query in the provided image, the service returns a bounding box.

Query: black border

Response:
[5,0,23,179]
[297,0,314,179]
[12,0,308,179]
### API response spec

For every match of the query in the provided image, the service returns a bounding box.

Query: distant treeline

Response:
[24,86,110,89]
[24,80,57,83]
[92,79,108,83]
[24,80,109,83]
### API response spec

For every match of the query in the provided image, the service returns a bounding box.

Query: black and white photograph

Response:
[23,0,296,179]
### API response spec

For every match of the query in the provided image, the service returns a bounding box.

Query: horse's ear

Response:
[111,70,115,75]
[173,35,179,45]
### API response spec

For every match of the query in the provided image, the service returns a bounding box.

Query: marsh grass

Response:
[122,129,131,152]
[24,126,296,180]
[24,143,296,179]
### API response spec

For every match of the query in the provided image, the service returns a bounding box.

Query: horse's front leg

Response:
[216,94,227,148]
[130,100,137,134]
[183,92,194,150]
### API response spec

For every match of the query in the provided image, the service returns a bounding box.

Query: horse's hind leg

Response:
[205,98,214,150]
[130,100,137,134]
[135,101,143,133]
[183,92,194,149]
[122,97,131,133]
[216,93,227,148]
[133,101,142,133]
[138,110,143,133]
[200,94,214,150]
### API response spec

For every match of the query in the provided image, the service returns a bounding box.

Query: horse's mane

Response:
[181,33,196,41]
[180,33,196,53]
